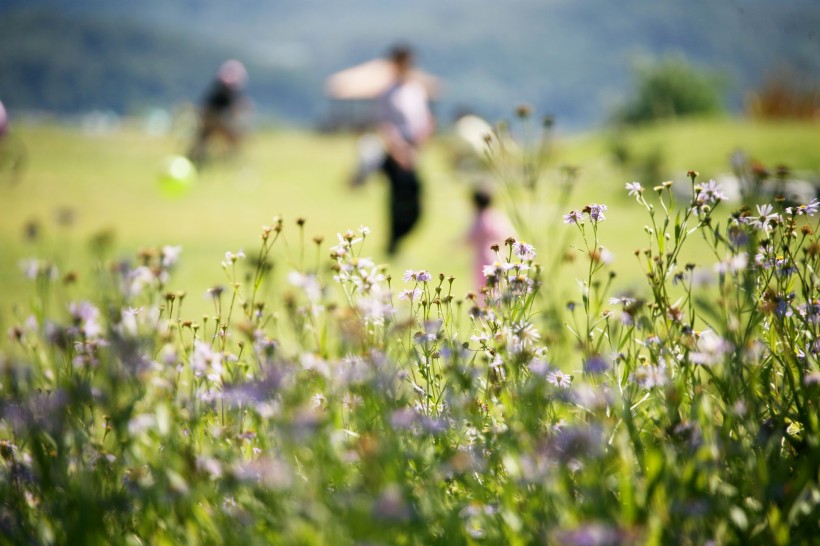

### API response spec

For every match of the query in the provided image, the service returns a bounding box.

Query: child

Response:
[466,188,515,294]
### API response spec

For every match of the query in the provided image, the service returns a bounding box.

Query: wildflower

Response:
[774,257,797,278]
[714,252,748,274]
[372,485,412,522]
[301,353,330,377]
[119,306,147,337]
[550,424,604,463]
[625,181,643,197]
[512,320,541,347]
[803,197,820,216]
[563,210,583,224]
[583,355,610,374]
[512,240,536,260]
[629,362,668,389]
[798,300,820,324]
[311,393,327,409]
[126,266,156,297]
[489,355,506,380]
[570,385,613,412]
[288,271,323,303]
[583,203,607,223]
[329,242,348,258]
[515,103,532,118]
[196,456,223,479]
[590,246,614,264]
[527,358,550,376]
[223,249,246,264]
[356,294,394,326]
[191,340,224,380]
[398,288,423,301]
[128,414,156,436]
[413,331,437,344]
[358,225,371,235]
[390,408,417,430]
[695,179,727,206]
[403,269,432,283]
[69,301,103,338]
[689,330,732,366]
[788,197,820,217]
[160,245,182,268]
[508,273,536,296]
[741,203,779,232]
[470,333,491,345]
[19,258,58,280]
[608,296,636,306]
[482,262,503,278]
[760,290,795,318]
[547,370,572,388]
[232,456,293,490]
[416,270,432,282]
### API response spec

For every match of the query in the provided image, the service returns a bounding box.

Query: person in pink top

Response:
[467,188,515,294]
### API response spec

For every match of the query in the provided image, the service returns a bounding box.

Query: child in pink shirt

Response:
[467,189,515,294]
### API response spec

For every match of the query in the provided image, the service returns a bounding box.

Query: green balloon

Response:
[158,156,197,197]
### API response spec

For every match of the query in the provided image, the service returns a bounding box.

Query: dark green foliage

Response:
[615,56,726,125]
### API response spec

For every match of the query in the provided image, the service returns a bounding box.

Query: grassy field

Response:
[1,117,818,326]
[2,116,820,544]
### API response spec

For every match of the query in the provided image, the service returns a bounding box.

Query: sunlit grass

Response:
[1,117,817,325]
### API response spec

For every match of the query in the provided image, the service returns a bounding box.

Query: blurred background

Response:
[1,0,819,129]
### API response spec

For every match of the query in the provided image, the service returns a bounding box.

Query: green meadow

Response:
[1,117,818,324]
[2,116,820,544]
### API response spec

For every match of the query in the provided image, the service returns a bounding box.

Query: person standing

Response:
[377,45,435,255]
[466,188,515,295]
[188,60,250,167]
[0,99,26,184]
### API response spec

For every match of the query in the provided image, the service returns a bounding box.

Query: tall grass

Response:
[1,117,820,544]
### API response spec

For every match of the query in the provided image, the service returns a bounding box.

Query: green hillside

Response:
[1,1,818,126]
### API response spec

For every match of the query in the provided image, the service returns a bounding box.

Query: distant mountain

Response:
[0,9,319,123]
[1,1,818,128]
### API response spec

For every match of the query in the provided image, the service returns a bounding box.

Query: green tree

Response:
[616,55,725,125]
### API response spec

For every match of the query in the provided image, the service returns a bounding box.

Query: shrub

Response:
[615,55,725,125]
[747,71,820,120]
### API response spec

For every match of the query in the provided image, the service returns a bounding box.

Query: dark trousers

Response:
[382,154,421,255]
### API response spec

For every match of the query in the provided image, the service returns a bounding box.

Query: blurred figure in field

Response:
[0,100,8,139]
[349,131,385,188]
[188,60,251,167]
[378,45,435,255]
[467,188,515,294]
[0,99,26,184]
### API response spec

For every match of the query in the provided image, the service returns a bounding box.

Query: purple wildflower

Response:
[512,240,536,260]
[564,210,583,224]
[695,179,727,206]
[584,203,607,223]
[625,181,643,197]
[583,355,610,374]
